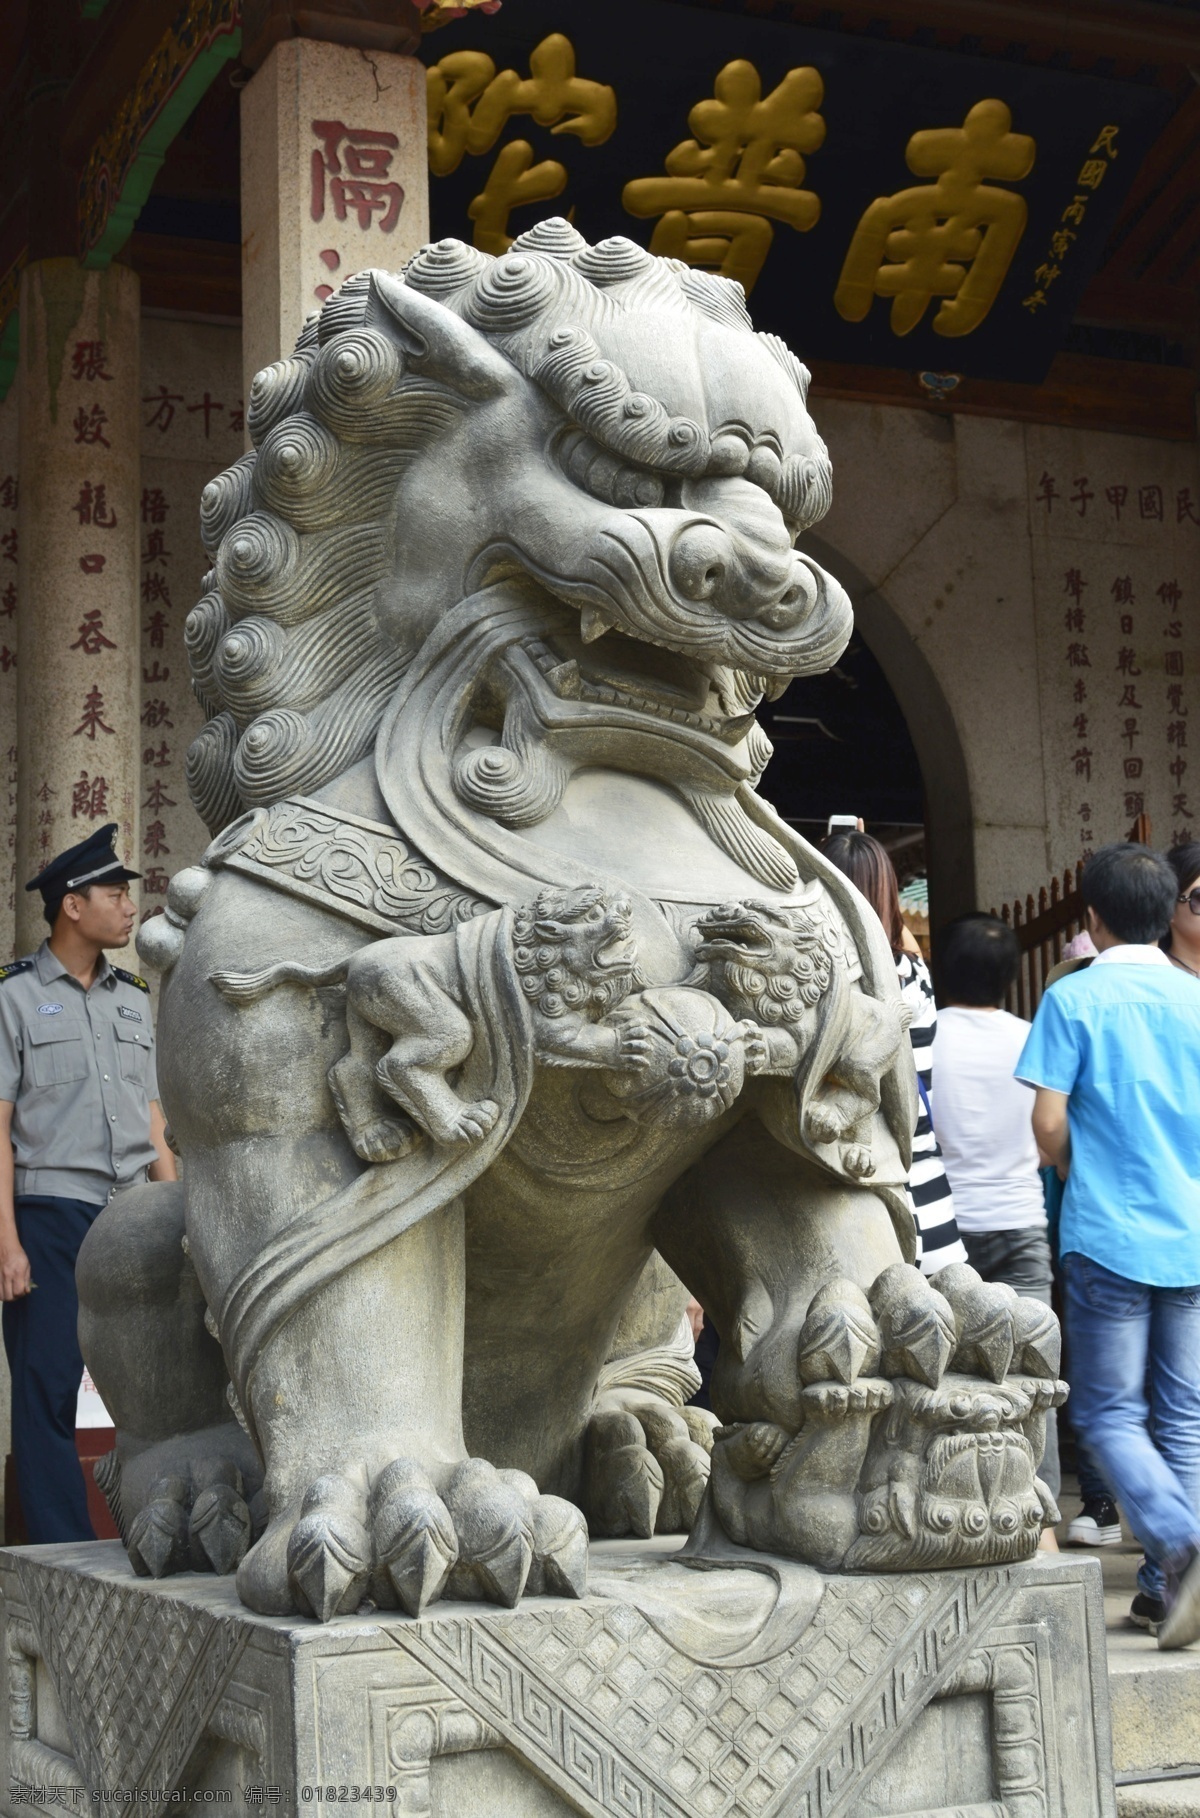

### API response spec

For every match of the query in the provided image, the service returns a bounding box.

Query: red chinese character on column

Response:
[142,778,177,811]
[1105,484,1128,519]
[0,475,17,509]
[1121,717,1141,749]
[1124,756,1144,779]
[1072,679,1087,703]
[142,741,171,768]
[1111,576,1133,605]
[143,821,170,858]
[1170,754,1188,782]
[141,529,170,565]
[71,341,113,382]
[1069,477,1094,516]
[141,573,172,607]
[1165,651,1185,677]
[73,404,110,447]
[1172,792,1192,818]
[1168,721,1188,747]
[1167,683,1188,716]
[73,685,114,738]
[310,120,404,232]
[1117,685,1142,709]
[140,699,175,729]
[1116,647,1142,675]
[71,771,110,819]
[146,611,167,649]
[1072,748,1092,779]
[69,609,117,655]
[1177,488,1199,525]
[1063,568,1087,601]
[1,529,16,564]
[1064,606,1085,632]
[1157,580,1184,608]
[0,647,14,672]
[141,488,169,523]
[1138,485,1164,521]
[1124,792,1145,817]
[0,583,15,618]
[1065,643,1091,667]
[78,554,106,574]
[73,482,118,528]
[142,866,170,895]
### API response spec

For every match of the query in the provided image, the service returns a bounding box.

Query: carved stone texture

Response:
[74,220,1068,1624]
[0,1545,1117,1817]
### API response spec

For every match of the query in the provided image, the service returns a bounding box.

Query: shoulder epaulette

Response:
[0,959,33,985]
[113,965,150,994]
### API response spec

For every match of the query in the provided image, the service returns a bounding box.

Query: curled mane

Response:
[184,222,827,835]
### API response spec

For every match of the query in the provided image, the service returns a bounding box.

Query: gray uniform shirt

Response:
[0,941,160,1203]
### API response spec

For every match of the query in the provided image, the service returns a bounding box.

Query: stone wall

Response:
[815,399,1200,917]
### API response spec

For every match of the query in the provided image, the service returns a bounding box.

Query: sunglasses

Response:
[1180,889,1200,915]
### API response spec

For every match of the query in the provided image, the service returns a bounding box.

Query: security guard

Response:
[0,824,176,1541]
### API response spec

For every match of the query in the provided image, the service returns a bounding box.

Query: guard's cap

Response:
[24,823,141,905]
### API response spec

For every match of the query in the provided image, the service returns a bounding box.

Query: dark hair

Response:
[1161,842,1200,953]
[937,913,1019,1006]
[43,885,94,929]
[822,830,905,952]
[1080,842,1177,945]
[1164,842,1200,896]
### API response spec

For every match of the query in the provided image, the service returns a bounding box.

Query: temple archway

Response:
[758,536,976,935]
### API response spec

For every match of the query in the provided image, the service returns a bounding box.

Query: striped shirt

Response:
[896,951,968,1277]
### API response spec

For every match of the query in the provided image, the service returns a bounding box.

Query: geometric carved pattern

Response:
[393,1569,1015,1818]
[14,1560,246,1796]
[940,1640,1048,1818]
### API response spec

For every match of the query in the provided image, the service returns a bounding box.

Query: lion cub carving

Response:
[692,897,911,1177]
[213,886,650,1162]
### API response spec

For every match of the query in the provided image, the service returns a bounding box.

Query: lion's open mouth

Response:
[694,905,776,955]
[594,930,638,972]
[524,631,754,744]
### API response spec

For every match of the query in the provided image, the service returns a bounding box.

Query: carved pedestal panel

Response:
[0,1541,1114,1818]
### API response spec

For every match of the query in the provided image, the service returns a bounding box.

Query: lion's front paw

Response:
[238,1456,587,1623]
[705,1264,1066,1573]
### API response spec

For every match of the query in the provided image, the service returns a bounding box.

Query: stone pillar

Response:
[240,37,431,397]
[14,261,142,956]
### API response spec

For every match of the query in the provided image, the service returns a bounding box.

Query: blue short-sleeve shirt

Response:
[1016,948,1200,1286]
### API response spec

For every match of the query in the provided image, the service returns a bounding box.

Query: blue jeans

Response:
[1061,1251,1200,1598]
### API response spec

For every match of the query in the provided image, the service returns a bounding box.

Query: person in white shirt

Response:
[932,914,1060,1513]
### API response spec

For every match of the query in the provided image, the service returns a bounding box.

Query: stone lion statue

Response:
[77,220,1062,1624]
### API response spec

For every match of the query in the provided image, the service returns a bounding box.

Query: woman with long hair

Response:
[1162,841,1200,980]
[822,830,967,1276]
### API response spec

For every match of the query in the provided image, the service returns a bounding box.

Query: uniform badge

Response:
[37,1003,63,1015]
[117,1006,143,1022]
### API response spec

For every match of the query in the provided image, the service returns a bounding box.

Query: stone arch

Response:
[805,533,977,931]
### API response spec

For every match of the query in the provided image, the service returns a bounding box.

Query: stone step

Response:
[1117,1776,1200,1818]
[1106,1619,1200,1775]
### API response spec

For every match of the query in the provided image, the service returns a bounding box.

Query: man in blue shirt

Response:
[1018,842,1200,1650]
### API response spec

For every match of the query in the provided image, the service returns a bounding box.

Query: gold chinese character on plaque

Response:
[834,99,1035,338]
[427,33,617,254]
[622,61,825,294]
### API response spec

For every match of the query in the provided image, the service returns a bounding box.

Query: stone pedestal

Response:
[14,260,142,955]
[0,1540,1115,1817]
[240,37,431,402]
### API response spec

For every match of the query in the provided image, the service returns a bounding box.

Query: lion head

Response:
[692,898,849,1027]
[183,219,852,841]
[511,885,641,1021]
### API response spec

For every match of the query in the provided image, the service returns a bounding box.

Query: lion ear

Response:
[368,271,514,401]
[533,919,563,940]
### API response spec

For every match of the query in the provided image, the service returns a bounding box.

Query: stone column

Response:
[240,37,431,398]
[14,261,142,957]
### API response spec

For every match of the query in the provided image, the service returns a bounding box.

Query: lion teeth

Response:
[580,605,616,643]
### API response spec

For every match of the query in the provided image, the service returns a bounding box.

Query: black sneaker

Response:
[1129,1591,1167,1632]
[1065,1498,1122,1547]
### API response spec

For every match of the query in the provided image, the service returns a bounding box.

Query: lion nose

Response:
[668,523,732,604]
[668,521,799,624]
